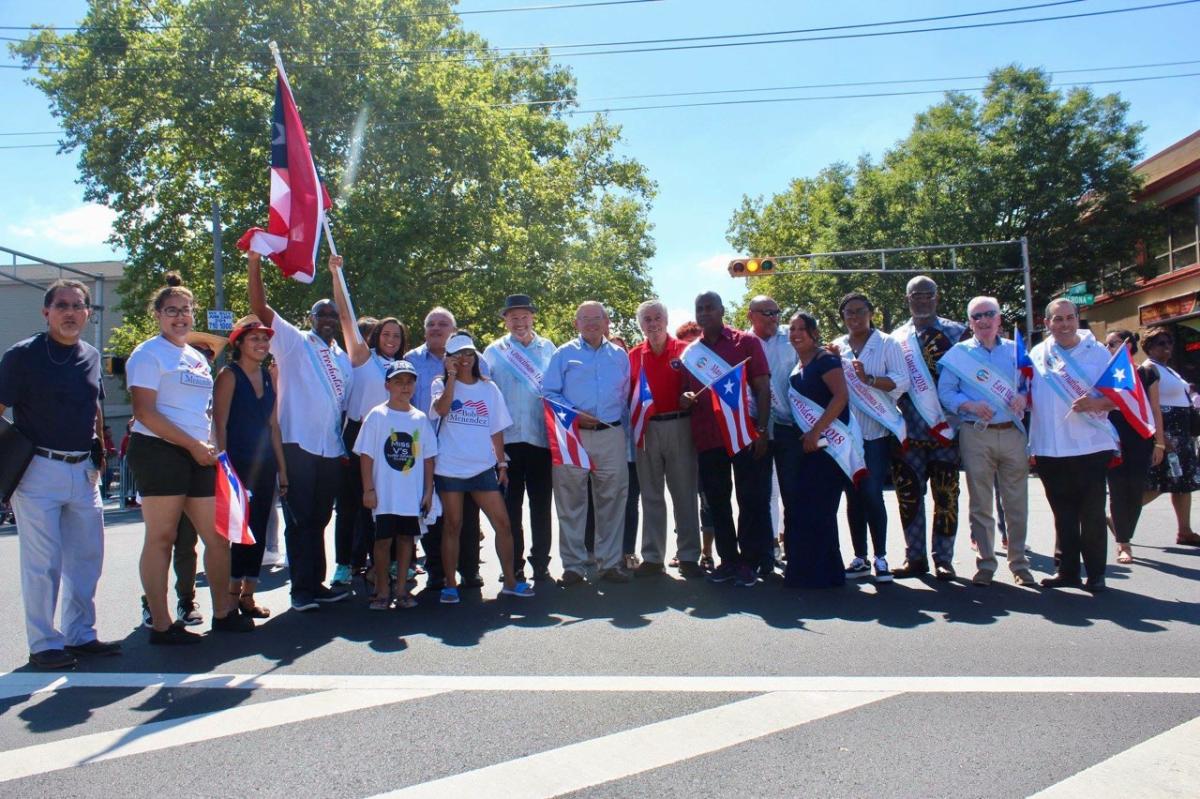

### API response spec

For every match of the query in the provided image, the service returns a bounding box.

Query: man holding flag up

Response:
[680,292,771,588]
[628,301,703,579]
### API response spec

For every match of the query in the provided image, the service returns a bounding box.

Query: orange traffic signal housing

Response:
[727,257,776,278]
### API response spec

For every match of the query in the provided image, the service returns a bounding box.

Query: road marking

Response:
[0,688,441,784]
[1028,715,1200,798]
[368,690,896,799]
[1,672,1198,697]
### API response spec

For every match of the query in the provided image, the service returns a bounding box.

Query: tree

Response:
[727,66,1156,331]
[13,0,655,351]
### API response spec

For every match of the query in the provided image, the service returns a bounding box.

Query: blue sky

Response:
[2,0,1199,326]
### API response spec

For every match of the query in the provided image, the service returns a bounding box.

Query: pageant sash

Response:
[680,339,734,385]
[938,341,1026,432]
[840,358,907,443]
[1031,339,1119,445]
[787,387,867,485]
[305,331,350,454]
[492,335,549,395]
[894,330,954,443]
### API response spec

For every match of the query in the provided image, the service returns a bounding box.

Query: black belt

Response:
[976,421,1015,430]
[35,447,89,464]
[584,420,622,431]
[650,411,691,422]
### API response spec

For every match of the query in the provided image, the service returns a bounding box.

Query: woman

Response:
[1103,330,1164,563]
[430,333,534,603]
[125,274,254,643]
[335,316,409,586]
[832,292,907,582]
[784,311,849,589]
[213,315,287,616]
[1141,327,1200,546]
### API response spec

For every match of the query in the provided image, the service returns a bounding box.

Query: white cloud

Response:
[667,306,694,326]
[695,252,740,274]
[7,203,118,250]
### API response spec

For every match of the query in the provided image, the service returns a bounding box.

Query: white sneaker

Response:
[845,557,871,579]
[874,556,894,583]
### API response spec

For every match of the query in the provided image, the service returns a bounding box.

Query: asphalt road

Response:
[0,477,1197,798]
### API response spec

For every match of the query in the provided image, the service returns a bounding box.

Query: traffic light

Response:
[727,256,776,278]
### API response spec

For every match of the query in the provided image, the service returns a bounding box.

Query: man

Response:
[405,306,488,590]
[483,294,557,583]
[248,251,365,611]
[746,294,797,575]
[889,275,967,580]
[1028,299,1117,592]
[937,296,1036,587]
[680,291,771,588]
[544,301,631,585]
[628,301,703,579]
[0,279,120,669]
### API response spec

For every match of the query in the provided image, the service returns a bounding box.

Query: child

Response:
[354,360,437,610]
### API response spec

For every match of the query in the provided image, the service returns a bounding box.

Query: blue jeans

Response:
[847,437,890,559]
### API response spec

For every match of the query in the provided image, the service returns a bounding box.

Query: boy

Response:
[354,360,437,609]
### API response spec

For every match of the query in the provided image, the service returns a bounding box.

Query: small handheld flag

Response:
[543,398,593,470]
[215,453,256,545]
[1094,344,1155,439]
[710,362,758,456]
[628,368,655,450]
[1014,328,1034,395]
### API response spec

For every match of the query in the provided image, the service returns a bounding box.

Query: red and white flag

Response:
[237,65,332,283]
[215,452,255,545]
[543,398,593,471]
[710,362,758,456]
[628,367,654,450]
[1094,343,1155,438]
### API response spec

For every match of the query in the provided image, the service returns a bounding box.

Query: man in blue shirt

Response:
[937,296,1035,588]
[544,301,631,585]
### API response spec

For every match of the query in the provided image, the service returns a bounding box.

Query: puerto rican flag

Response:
[710,362,758,456]
[1094,343,1155,438]
[1014,328,1035,396]
[543,398,593,471]
[628,368,654,450]
[236,66,332,283]
[215,453,256,545]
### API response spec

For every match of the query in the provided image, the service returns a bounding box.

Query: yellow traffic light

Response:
[727,256,776,278]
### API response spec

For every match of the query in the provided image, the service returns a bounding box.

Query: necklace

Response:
[44,333,77,366]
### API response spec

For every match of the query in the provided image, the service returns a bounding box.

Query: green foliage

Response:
[14,0,655,353]
[727,66,1156,332]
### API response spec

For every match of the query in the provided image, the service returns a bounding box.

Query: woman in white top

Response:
[125,274,254,644]
[1141,326,1200,546]
[430,333,533,603]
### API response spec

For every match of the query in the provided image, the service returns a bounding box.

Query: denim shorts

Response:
[435,467,500,493]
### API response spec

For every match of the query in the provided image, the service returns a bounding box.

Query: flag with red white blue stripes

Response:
[1094,343,1155,439]
[215,452,255,545]
[628,367,655,450]
[543,398,593,470]
[710,362,758,456]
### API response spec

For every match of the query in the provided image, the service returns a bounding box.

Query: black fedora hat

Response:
[499,294,537,317]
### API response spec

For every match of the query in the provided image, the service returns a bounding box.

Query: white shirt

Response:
[429,378,512,478]
[352,404,437,518]
[347,352,394,422]
[832,329,910,441]
[270,314,354,457]
[126,336,213,443]
[747,329,798,434]
[1029,333,1115,457]
[1147,359,1191,407]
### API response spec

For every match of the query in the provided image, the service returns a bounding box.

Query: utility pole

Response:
[212,198,225,314]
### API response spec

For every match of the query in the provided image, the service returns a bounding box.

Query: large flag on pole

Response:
[215,453,256,545]
[1093,344,1155,438]
[710,362,758,456]
[237,61,332,283]
[543,398,593,471]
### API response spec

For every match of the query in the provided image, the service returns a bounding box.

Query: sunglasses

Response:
[754,309,782,318]
[970,309,999,321]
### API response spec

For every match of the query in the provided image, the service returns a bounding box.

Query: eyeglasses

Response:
[907,291,935,300]
[160,306,194,318]
[50,302,89,312]
[970,309,999,321]
[753,308,782,318]
[842,306,871,318]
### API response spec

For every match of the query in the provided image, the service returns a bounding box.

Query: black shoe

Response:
[678,561,706,579]
[460,573,485,589]
[558,570,585,587]
[532,568,554,583]
[28,649,77,670]
[635,561,665,577]
[149,621,202,645]
[891,559,929,579]
[426,577,446,591]
[314,584,350,604]
[1084,577,1107,593]
[934,562,956,581]
[64,639,122,657]
[212,612,256,633]
[1040,573,1083,588]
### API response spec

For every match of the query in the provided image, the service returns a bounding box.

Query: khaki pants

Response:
[959,424,1030,575]
[635,416,700,565]
[554,426,628,573]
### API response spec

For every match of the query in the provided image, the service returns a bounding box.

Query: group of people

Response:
[4,258,1198,669]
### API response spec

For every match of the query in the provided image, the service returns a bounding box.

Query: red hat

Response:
[229,315,275,347]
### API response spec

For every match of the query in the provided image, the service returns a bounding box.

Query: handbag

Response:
[0,416,36,502]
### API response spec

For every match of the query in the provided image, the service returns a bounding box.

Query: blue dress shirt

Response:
[543,335,630,423]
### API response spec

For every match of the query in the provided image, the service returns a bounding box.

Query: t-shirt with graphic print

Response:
[429,378,513,479]
[353,403,438,518]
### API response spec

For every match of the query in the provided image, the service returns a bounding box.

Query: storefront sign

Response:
[1139,293,1199,326]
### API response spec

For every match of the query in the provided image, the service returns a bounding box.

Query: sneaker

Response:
[314,584,350,604]
[873,556,893,583]
[844,557,871,579]
[149,621,202,645]
[707,563,738,583]
[440,587,460,604]
[28,649,77,670]
[734,564,758,587]
[212,612,256,633]
[141,599,153,629]
[290,595,319,612]
[331,564,352,586]
[501,581,536,597]
[177,600,204,626]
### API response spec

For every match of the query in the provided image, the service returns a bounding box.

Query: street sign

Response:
[206,310,235,332]
[1065,293,1094,306]
[1065,282,1088,296]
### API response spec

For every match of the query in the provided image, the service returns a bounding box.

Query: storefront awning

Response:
[1139,292,1200,326]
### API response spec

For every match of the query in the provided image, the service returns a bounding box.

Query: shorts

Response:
[435,468,500,494]
[374,514,420,540]
[126,432,216,498]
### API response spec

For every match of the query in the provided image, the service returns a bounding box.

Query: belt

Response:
[976,421,1015,430]
[650,411,691,422]
[35,447,90,464]
[582,420,622,431]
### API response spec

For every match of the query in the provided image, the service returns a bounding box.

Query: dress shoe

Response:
[1012,570,1037,587]
[971,569,993,586]
[558,570,585,587]
[460,573,485,589]
[532,568,554,583]
[677,561,706,579]
[891,558,929,579]
[28,649,77,670]
[635,561,665,577]
[1040,573,1083,588]
[600,567,633,584]
[1085,577,1107,593]
[64,639,122,657]
[934,562,956,581]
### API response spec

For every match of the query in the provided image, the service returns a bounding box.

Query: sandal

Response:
[369,596,392,611]
[1116,545,1133,565]
[239,595,271,618]
[394,594,417,609]
[700,555,714,572]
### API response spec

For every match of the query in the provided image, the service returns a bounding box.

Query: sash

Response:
[787,387,867,485]
[304,331,349,453]
[370,350,391,380]
[680,339,733,385]
[1031,339,1119,445]
[492,335,548,395]
[938,342,1026,433]
[840,358,907,443]
[894,330,954,443]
